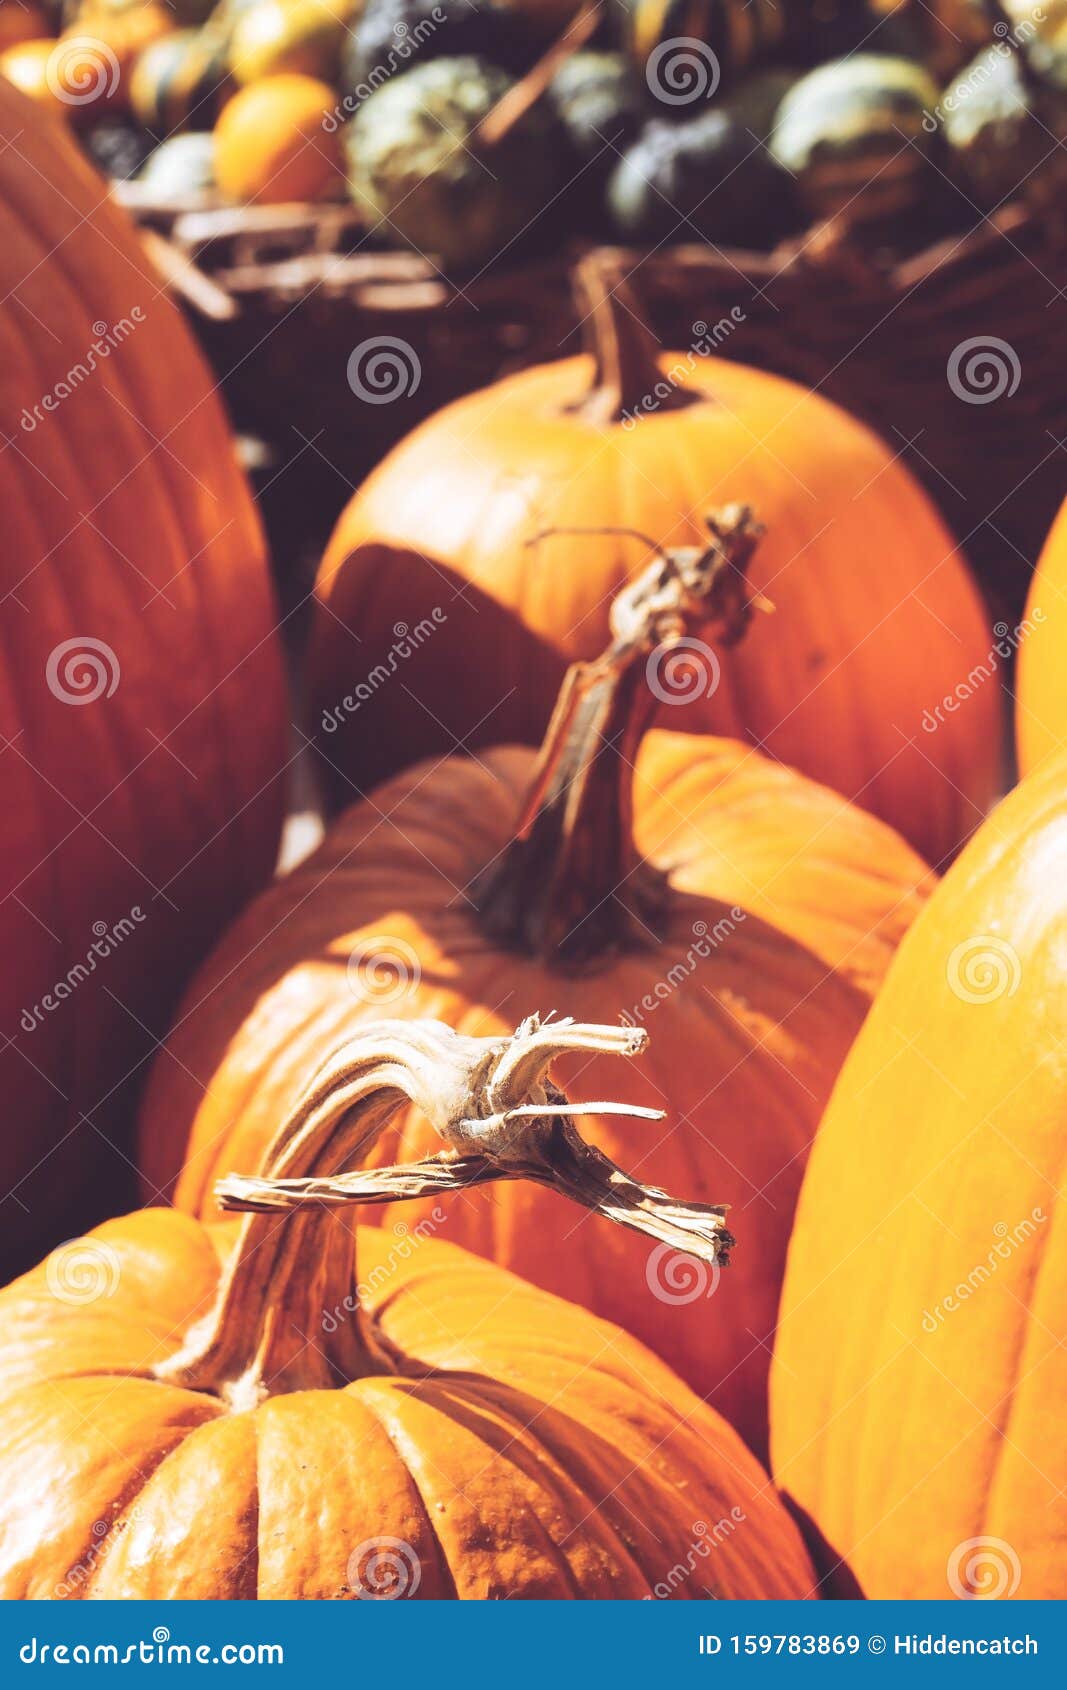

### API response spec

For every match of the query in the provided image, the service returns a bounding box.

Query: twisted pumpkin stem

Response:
[473,505,766,967]
[570,254,703,427]
[155,1017,732,1411]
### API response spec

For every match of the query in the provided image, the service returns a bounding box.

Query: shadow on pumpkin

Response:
[367,1369,771,1599]
[310,543,573,808]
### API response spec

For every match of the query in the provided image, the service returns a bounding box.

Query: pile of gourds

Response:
[0,68,1064,1601]
[1,0,1064,267]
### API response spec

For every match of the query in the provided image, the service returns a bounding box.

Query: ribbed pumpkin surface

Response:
[0,1209,818,1599]
[0,81,285,1271]
[770,756,1067,1598]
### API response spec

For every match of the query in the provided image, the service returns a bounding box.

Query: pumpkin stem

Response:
[570,254,702,426]
[155,1017,732,1410]
[471,505,766,967]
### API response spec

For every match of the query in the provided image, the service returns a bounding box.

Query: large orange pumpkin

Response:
[1016,495,1065,775]
[140,513,932,1457]
[1,1018,818,1600]
[770,753,1067,1599]
[310,262,1000,866]
[0,79,285,1273]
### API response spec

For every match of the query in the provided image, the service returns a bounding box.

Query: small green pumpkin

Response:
[341,0,534,104]
[549,49,648,179]
[617,0,786,92]
[770,53,941,224]
[943,35,1067,207]
[130,28,231,133]
[345,55,562,271]
[607,105,792,245]
[720,66,799,141]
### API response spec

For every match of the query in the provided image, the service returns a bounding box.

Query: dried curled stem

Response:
[217,1014,733,1269]
[474,506,769,965]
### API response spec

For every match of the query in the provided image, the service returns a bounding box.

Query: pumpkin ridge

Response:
[371,1376,595,1597]
[403,1374,655,1596]
[935,1108,1067,1554]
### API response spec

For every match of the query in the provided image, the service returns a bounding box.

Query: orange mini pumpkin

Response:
[311,263,1001,867]
[0,38,67,114]
[1,1018,818,1600]
[770,754,1067,1599]
[214,72,342,203]
[140,512,933,1457]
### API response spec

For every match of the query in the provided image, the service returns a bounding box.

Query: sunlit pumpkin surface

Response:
[313,333,1000,866]
[771,754,1067,1598]
[140,727,932,1459]
[0,1210,817,1599]
[1016,495,1067,775]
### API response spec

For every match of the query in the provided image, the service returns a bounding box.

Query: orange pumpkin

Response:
[49,5,175,117]
[214,72,343,203]
[0,78,285,1274]
[1,1018,818,1599]
[1015,495,1065,775]
[770,753,1067,1598]
[140,513,932,1457]
[0,4,50,53]
[310,263,1001,867]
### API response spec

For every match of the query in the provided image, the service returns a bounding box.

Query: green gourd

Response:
[942,35,1067,207]
[345,55,562,271]
[617,0,786,91]
[608,107,792,246]
[130,28,231,133]
[770,54,941,224]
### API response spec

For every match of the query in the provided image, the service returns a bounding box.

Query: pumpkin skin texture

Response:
[311,279,1000,868]
[3,1024,818,1600]
[0,79,285,1273]
[770,756,1067,1599]
[141,535,932,1458]
[1016,496,1067,775]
